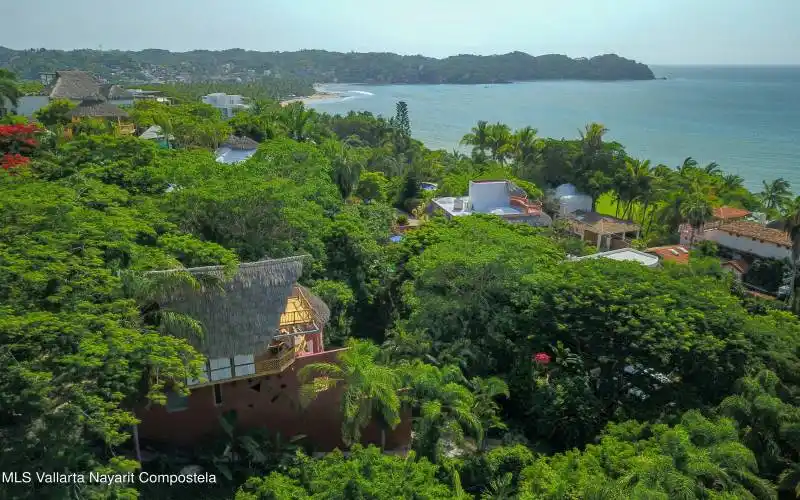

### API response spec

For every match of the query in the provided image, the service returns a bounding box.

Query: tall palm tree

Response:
[681,183,714,248]
[279,102,315,142]
[578,122,609,155]
[298,339,401,447]
[720,173,745,193]
[486,122,513,164]
[322,139,362,199]
[510,126,542,179]
[779,196,800,312]
[0,69,21,116]
[677,157,699,176]
[460,120,491,158]
[703,161,722,176]
[760,178,792,213]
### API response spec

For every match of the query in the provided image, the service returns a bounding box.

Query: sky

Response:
[2,0,799,65]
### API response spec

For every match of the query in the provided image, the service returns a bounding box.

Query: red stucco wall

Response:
[136,349,412,451]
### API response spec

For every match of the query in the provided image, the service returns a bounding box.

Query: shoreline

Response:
[280,92,341,106]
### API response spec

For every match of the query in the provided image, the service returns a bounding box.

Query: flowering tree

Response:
[0,123,40,170]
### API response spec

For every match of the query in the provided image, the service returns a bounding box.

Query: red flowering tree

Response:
[0,123,40,170]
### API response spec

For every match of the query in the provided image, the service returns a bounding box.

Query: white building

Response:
[201,93,250,118]
[572,248,660,268]
[215,135,259,164]
[430,180,552,227]
[681,220,791,261]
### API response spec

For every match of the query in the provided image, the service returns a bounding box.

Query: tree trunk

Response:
[380,427,387,450]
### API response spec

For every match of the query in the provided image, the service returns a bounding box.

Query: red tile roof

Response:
[717,221,791,248]
[713,206,751,220]
[646,245,691,264]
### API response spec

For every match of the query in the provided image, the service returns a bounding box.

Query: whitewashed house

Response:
[202,93,250,118]
[681,220,791,261]
[430,180,552,227]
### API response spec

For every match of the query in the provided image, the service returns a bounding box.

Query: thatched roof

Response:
[151,257,314,359]
[100,84,134,100]
[49,70,104,100]
[67,99,130,119]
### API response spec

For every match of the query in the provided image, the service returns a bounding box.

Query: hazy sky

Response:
[2,0,798,65]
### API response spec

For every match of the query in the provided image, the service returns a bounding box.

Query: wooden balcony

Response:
[255,336,307,375]
[279,287,320,334]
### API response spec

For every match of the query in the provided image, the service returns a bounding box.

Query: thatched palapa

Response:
[150,257,309,359]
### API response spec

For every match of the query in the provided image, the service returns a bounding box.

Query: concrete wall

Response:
[705,230,791,260]
[469,181,509,213]
[136,349,412,451]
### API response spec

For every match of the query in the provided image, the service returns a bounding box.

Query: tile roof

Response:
[713,206,751,220]
[49,71,104,100]
[717,220,791,248]
[646,245,690,264]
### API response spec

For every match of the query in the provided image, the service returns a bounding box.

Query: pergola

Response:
[567,210,641,251]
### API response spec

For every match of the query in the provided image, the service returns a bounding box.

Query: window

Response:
[209,357,232,381]
[213,384,223,406]
[233,354,255,377]
[166,390,189,413]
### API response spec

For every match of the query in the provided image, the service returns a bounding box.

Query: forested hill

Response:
[0,47,655,84]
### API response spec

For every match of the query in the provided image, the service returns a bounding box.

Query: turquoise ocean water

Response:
[308,66,800,192]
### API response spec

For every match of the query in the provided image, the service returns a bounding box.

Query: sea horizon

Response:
[309,65,800,192]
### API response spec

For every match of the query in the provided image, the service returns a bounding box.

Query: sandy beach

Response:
[280,91,340,106]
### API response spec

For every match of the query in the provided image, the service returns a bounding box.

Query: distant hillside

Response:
[0,47,655,86]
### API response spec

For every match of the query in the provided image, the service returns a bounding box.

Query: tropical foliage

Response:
[1,67,799,498]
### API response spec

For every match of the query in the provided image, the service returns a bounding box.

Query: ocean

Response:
[308,66,800,192]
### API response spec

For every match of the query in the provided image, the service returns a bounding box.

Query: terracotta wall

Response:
[136,349,412,451]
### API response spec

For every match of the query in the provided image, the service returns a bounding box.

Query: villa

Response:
[429,180,552,227]
[202,93,250,118]
[135,257,411,450]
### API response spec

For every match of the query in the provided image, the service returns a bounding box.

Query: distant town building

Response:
[202,93,250,118]
[430,180,552,227]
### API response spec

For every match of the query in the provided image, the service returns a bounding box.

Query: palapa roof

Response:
[568,210,640,235]
[713,206,751,220]
[100,84,134,100]
[67,99,130,119]
[716,220,791,248]
[222,135,260,150]
[49,70,104,100]
[149,257,329,359]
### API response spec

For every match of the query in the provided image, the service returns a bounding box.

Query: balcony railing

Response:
[279,286,320,333]
[509,195,543,216]
[255,336,307,375]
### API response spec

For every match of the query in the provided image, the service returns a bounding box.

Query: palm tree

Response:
[322,139,362,199]
[460,120,491,158]
[681,183,714,248]
[298,339,401,447]
[578,122,609,155]
[677,157,699,176]
[510,126,542,178]
[720,173,745,193]
[279,102,315,142]
[470,376,509,450]
[486,123,513,164]
[760,178,792,213]
[779,196,800,312]
[703,161,722,176]
[399,362,485,462]
[0,69,21,116]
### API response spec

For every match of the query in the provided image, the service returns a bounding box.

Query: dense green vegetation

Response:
[1,47,654,85]
[1,68,799,499]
